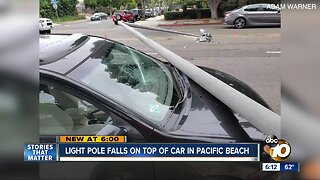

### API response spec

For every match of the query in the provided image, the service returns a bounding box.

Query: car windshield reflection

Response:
[68,42,179,123]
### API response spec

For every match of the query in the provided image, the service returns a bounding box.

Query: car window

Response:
[39,84,146,142]
[244,4,262,11]
[262,4,280,11]
[68,42,179,124]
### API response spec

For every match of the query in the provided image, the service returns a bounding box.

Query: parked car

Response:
[112,10,135,25]
[39,33,272,179]
[90,12,107,21]
[144,9,155,18]
[224,3,281,29]
[39,18,53,34]
[130,9,143,21]
[40,33,270,140]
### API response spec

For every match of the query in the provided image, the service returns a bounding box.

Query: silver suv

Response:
[224,4,281,29]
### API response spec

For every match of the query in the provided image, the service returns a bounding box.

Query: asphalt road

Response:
[53,18,280,114]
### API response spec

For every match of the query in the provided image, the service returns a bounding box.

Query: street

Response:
[53,18,280,113]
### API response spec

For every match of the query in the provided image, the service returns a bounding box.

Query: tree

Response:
[137,0,148,19]
[40,0,78,19]
[127,0,138,9]
[84,0,97,11]
[206,0,221,19]
[97,0,108,7]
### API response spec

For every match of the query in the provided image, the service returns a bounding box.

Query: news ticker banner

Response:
[24,136,260,162]
[58,143,259,161]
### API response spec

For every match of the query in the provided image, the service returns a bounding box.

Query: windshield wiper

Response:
[171,65,187,100]
[166,65,190,122]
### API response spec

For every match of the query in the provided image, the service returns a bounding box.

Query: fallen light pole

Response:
[124,22,213,43]
[118,21,280,137]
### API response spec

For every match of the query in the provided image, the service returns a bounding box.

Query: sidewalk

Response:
[135,15,223,27]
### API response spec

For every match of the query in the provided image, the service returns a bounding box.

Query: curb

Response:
[158,22,223,27]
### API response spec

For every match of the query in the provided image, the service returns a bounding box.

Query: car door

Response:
[243,4,265,25]
[262,4,281,24]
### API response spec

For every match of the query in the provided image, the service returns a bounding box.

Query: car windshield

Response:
[68,41,179,124]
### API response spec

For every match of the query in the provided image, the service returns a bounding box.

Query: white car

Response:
[39,18,53,34]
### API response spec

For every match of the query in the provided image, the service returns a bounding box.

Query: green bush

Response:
[164,8,211,20]
[164,4,240,20]
[52,15,86,23]
[200,8,211,18]
[40,0,78,19]
[164,11,189,20]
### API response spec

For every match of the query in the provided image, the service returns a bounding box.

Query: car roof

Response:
[40,34,109,75]
[244,3,271,7]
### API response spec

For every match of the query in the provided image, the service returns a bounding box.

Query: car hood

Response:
[170,67,267,142]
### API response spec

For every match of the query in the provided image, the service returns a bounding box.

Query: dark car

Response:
[39,33,270,140]
[90,12,107,21]
[39,33,272,179]
[130,9,143,21]
[112,10,135,25]
[224,3,281,28]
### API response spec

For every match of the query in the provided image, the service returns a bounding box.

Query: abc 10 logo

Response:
[264,135,291,161]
